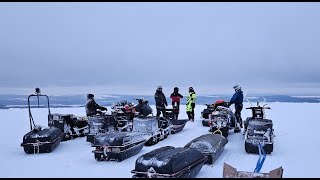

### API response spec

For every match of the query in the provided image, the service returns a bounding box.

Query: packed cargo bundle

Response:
[92,131,148,162]
[184,134,228,164]
[131,146,207,178]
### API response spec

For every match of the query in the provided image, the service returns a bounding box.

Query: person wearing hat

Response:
[186,87,196,121]
[229,84,244,128]
[154,86,168,118]
[85,93,108,117]
[170,87,183,120]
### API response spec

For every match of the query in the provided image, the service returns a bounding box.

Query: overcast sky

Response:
[1,2,320,95]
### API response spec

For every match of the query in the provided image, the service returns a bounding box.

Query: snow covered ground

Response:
[0,102,319,178]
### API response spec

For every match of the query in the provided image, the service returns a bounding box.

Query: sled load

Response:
[184,134,228,164]
[131,146,208,178]
[111,100,136,132]
[202,100,229,126]
[132,116,172,146]
[48,113,89,141]
[164,106,188,134]
[244,102,274,154]
[86,114,113,144]
[21,88,64,154]
[92,131,148,162]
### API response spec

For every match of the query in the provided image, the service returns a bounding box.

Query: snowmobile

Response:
[48,113,89,141]
[208,101,239,138]
[184,134,228,164]
[91,131,148,162]
[110,100,136,132]
[201,100,232,127]
[164,105,188,134]
[21,88,64,154]
[244,102,274,154]
[131,146,208,178]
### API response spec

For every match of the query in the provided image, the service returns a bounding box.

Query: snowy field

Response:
[1,102,320,178]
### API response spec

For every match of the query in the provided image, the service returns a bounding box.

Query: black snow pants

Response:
[235,103,243,127]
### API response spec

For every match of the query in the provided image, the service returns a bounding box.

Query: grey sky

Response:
[1,2,320,95]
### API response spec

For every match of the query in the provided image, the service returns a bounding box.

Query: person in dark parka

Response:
[85,94,108,117]
[154,86,168,118]
[229,85,244,128]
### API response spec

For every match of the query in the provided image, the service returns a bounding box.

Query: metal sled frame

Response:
[27,93,51,130]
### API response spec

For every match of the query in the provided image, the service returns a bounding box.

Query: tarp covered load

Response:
[132,146,207,178]
[92,131,148,162]
[184,134,228,164]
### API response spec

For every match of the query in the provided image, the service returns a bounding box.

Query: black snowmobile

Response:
[48,113,89,141]
[244,102,274,154]
[201,100,230,126]
[21,88,64,154]
[110,100,136,132]
[207,101,239,138]
[164,105,188,134]
[92,131,148,162]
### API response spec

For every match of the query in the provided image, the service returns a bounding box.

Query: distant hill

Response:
[0,94,319,109]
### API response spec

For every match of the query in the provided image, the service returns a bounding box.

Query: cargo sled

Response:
[48,113,89,141]
[131,146,207,178]
[86,115,112,144]
[223,163,283,178]
[21,88,64,154]
[244,102,274,154]
[164,107,188,134]
[132,117,172,146]
[184,134,228,164]
[92,131,148,162]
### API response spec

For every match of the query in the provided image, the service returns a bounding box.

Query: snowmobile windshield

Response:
[132,118,158,134]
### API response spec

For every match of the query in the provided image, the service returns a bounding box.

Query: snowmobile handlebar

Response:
[246,107,271,109]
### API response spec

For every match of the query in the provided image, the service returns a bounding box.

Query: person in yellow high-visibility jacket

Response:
[186,87,196,121]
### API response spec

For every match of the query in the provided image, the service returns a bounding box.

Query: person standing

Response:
[229,84,244,128]
[154,86,168,118]
[186,87,196,121]
[170,87,183,120]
